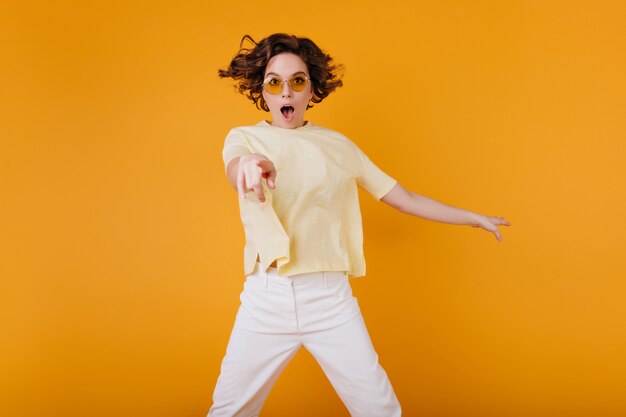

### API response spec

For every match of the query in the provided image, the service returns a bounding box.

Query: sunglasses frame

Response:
[261,73,311,95]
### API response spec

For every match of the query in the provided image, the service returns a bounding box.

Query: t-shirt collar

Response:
[260,120,313,130]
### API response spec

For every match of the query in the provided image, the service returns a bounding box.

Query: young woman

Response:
[208,33,510,417]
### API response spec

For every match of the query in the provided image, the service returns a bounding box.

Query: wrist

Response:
[463,210,481,226]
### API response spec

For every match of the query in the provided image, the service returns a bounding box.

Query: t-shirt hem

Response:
[374,178,398,200]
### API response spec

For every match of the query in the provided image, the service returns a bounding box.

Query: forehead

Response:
[264,53,309,77]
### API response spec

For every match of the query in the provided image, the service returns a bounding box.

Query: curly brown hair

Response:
[218,33,344,112]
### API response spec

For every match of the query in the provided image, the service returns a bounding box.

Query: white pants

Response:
[207,262,401,417]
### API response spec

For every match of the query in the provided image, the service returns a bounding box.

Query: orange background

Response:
[1,1,625,416]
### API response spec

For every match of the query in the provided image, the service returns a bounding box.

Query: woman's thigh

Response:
[301,313,402,417]
[208,309,302,417]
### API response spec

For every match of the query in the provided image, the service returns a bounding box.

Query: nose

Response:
[281,80,293,97]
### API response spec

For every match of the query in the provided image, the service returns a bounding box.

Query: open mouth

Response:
[280,106,294,120]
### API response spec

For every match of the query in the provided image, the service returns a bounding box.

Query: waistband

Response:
[248,261,348,289]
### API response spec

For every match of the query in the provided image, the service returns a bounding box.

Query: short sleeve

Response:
[222,129,252,173]
[355,145,398,200]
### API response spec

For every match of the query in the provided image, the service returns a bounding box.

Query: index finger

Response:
[252,182,266,202]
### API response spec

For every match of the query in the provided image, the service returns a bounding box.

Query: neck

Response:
[268,120,308,129]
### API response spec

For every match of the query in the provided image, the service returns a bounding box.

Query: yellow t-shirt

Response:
[222,120,398,278]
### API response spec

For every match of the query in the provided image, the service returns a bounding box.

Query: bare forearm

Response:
[382,183,510,240]
[401,191,478,225]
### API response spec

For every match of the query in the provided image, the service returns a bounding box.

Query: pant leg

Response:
[302,312,402,417]
[207,307,302,417]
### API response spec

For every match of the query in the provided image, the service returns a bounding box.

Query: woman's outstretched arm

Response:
[380,183,511,241]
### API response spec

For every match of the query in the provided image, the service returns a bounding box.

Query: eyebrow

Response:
[265,71,306,77]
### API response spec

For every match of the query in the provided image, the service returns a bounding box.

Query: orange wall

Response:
[1,1,625,416]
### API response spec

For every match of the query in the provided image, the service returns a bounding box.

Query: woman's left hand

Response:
[470,214,511,242]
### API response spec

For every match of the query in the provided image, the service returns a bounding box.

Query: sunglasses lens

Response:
[264,77,282,95]
[289,75,308,92]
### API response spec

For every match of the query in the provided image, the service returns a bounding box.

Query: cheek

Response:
[263,94,275,111]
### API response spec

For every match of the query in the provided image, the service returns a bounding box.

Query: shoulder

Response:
[226,122,263,135]
[304,124,367,168]
[306,122,357,145]
[316,125,366,158]
[223,121,268,143]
